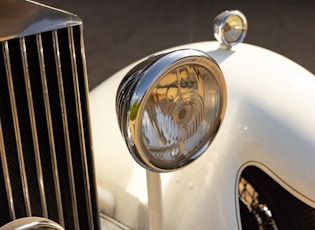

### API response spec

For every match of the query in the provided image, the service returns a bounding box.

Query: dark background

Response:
[41,0,314,90]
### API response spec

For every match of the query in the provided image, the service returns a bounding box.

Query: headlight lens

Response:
[116,49,226,172]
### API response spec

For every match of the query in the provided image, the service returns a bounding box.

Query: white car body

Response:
[90,41,315,229]
[2,1,314,229]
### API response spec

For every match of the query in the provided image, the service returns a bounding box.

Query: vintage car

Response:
[0,0,314,229]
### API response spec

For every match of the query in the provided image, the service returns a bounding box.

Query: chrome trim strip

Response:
[0,120,16,220]
[36,34,64,226]
[52,30,79,229]
[79,24,98,227]
[20,37,48,218]
[79,25,93,131]
[2,41,32,216]
[68,26,94,229]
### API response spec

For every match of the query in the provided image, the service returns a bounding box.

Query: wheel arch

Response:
[236,161,315,229]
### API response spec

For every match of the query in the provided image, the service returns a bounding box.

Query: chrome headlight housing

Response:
[214,10,248,48]
[116,49,226,172]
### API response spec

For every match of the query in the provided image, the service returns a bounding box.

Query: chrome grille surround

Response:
[0,1,99,229]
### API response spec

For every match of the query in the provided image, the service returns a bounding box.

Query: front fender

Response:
[90,41,315,229]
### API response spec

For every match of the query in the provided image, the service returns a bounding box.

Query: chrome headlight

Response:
[116,49,226,172]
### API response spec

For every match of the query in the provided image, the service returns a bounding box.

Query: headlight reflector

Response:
[116,49,226,172]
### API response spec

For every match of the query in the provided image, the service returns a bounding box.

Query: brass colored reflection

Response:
[224,15,243,43]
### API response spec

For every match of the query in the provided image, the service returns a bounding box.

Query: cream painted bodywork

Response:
[90,41,315,229]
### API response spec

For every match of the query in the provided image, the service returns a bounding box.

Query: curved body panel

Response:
[90,41,315,229]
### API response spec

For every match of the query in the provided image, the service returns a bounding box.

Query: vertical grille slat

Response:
[0,40,18,224]
[0,25,99,229]
[20,37,48,218]
[41,30,76,229]
[68,26,94,229]
[2,41,32,217]
[36,33,65,226]
[0,121,15,220]
[75,26,100,228]
[52,30,79,230]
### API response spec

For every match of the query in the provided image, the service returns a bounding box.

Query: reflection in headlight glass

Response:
[141,64,220,164]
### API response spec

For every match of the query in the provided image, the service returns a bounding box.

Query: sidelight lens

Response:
[214,10,248,48]
[116,49,226,172]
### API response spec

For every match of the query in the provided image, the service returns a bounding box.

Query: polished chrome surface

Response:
[2,41,32,216]
[0,217,65,230]
[68,26,94,228]
[213,10,248,48]
[116,49,227,172]
[52,30,80,229]
[0,0,81,42]
[0,26,97,228]
[20,37,48,218]
[0,121,15,220]
[36,33,65,226]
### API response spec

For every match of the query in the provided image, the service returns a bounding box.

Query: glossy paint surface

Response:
[90,41,315,229]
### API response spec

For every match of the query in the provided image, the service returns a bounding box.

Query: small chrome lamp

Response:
[213,10,248,48]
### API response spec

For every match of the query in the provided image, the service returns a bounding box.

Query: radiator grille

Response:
[0,25,99,229]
